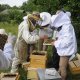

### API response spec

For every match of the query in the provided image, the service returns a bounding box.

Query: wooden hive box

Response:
[16,68,38,80]
[27,68,38,80]
[69,60,80,74]
[30,51,47,68]
[0,73,19,80]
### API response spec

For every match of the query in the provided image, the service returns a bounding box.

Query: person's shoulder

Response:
[23,16,28,20]
[19,21,24,26]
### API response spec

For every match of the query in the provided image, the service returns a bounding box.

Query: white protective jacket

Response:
[39,26,53,38]
[51,12,77,56]
[11,16,40,71]
[0,43,14,70]
[18,16,39,44]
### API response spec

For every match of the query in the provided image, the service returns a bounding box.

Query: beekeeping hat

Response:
[32,11,40,17]
[51,11,71,28]
[40,12,51,26]
[0,29,7,35]
[66,11,71,17]
[28,11,40,22]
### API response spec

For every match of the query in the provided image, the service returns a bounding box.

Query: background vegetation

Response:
[0,22,18,35]
[0,0,80,79]
[0,0,80,52]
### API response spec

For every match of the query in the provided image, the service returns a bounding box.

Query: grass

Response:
[0,22,80,80]
[0,22,18,35]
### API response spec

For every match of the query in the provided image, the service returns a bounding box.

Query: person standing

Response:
[10,13,41,73]
[0,29,16,70]
[11,12,52,73]
[38,12,53,51]
[51,11,77,80]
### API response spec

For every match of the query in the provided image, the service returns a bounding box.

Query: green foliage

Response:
[21,0,60,13]
[0,14,10,22]
[0,22,18,35]
[0,4,10,12]
[0,9,24,24]
[0,0,80,52]
[32,0,60,13]
[73,22,80,53]
[21,1,37,12]
[18,64,28,80]
[8,9,23,24]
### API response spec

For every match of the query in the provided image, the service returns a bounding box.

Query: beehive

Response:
[16,68,38,80]
[69,60,80,74]
[30,51,47,68]
[0,73,19,80]
[27,69,38,80]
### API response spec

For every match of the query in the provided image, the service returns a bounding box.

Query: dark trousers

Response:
[52,46,60,70]
[27,44,35,62]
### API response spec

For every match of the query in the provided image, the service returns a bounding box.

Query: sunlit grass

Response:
[0,22,18,35]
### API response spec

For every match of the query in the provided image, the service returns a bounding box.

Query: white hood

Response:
[23,16,28,20]
[66,11,71,17]
[51,11,71,28]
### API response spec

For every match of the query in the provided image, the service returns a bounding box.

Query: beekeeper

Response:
[51,11,77,80]
[0,29,16,70]
[38,12,53,51]
[11,12,52,73]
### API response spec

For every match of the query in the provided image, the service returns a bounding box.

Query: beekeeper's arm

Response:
[54,25,73,49]
[22,21,40,44]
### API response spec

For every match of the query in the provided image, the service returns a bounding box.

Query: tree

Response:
[21,1,37,12]
[0,4,10,12]
[8,9,23,24]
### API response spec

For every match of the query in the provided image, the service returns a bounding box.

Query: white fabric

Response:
[54,24,77,56]
[23,16,28,20]
[66,12,71,17]
[45,69,57,76]
[50,15,57,27]
[11,16,40,73]
[40,12,51,26]
[0,29,7,35]
[39,26,53,37]
[3,43,14,61]
[51,11,77,56]
[51,11,71,28]
[7,33,16,45]
[19,16,39,44]
[0,43,14,70]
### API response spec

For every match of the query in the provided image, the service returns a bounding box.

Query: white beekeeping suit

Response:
[11,14,41,73]
[51,11,77,80]
[51,11,77,57]
[0,29,15,70]
[0,43,14,70]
